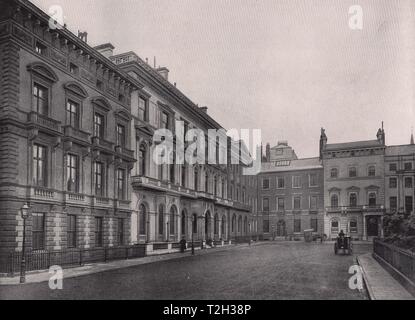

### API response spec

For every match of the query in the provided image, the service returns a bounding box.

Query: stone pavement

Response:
[357,253,414,300]
[0,243,245,286]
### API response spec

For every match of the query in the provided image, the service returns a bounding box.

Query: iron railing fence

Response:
[373,239,415,283]
[0,245,146,275]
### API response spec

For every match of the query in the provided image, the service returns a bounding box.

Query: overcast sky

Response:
[32,0,415,158]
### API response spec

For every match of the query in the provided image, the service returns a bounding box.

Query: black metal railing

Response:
[0,245,146,275]
[373,239,415,283]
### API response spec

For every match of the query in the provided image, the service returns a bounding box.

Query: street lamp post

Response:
[191,216,195,256]
[249,223,252,246]
[20,203,30,284]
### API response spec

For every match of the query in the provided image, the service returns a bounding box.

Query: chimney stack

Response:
[266,143,271,161]
[199,106,208,114]
[94,43,115,59]
[156,67,169,81]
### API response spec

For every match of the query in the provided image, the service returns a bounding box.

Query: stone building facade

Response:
[384,143,415,216]
[257,142,325,240]
[0,0,140,256]
[98,50,258,250]
[320,127,386,240]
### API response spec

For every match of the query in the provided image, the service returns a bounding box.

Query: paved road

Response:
[0,242,371,300]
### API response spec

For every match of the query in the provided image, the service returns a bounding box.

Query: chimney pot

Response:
[156,67,169,81]
[200,106,208,113]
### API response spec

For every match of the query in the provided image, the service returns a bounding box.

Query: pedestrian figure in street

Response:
[180,238,186,253]
[338,230,345,247]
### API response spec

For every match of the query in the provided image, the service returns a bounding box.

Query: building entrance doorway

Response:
[366,216,379,237]
[277,220,286,237]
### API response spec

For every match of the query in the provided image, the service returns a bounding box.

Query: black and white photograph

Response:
[0,0,414,308]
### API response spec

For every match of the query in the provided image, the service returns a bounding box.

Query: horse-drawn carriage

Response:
[334,235,353,255]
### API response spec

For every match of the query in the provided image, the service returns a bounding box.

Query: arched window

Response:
[169,206,176,235]
[139,204,146,235]
[330,168,338,178]
[368,192,377,207]
[158,205,164,236]
[192,214,198,234]
[214,213,219,235]
[244,217,248,234]
[221,179,225,198]
[331,220,339,233]
[221,216,226,236]
[331,194,339,208]
[194,167,198,191]
[138,144,147,176]
[181,210,186,236]
[349,193,357,207]
[238,216,242,233]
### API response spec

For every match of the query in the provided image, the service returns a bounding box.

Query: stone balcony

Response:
[65,192,86,204]
[29,186,56,200]
[132,176,198,198]
[27,112,62,135]
[63,125,91,145]
[92,196,112,207]
[114,199,131,211]
[115,145,135,161]
[92,136,115,153]
[326,205,385,214]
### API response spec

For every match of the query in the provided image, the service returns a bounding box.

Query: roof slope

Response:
[261,157,322,173]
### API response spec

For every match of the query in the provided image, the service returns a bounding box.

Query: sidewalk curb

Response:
[356,255,375,300]
[0,242,255,286]
[372,253,415,298]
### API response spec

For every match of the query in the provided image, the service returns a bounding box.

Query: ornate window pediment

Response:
[328,187,341,193]
[27,62,59,83]
[91,96,112,112]
[64,82,88,98]
[115,109,132,122]
[346,186,360,192]
[365,185,380,191]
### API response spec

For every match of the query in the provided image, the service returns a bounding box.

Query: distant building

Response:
[384,144,415,216]
[320,127,386,240]
[102,50,257,251]
[258,142,324,240]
